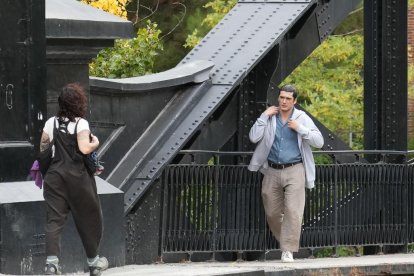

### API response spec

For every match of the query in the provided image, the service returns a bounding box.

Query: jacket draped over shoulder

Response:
[248,108,324,189]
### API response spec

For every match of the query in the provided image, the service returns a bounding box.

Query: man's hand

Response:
[287,119,300,131]
[263,106,279,117]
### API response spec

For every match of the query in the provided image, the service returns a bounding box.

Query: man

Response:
[248,84,324,262]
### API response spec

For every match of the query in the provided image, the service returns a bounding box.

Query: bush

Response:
[89,21,163,78]
[314,246,361,258]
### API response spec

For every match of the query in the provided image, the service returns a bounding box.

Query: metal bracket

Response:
[5,84,13,110]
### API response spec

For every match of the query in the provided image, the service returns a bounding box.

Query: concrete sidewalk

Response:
[75,253,414,275]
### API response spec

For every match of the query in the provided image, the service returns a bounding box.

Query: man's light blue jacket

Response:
[248,108,324,189]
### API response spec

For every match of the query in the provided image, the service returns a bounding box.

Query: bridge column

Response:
[363,0,408,255]
[0,0,46,181]
[364,0,407,154]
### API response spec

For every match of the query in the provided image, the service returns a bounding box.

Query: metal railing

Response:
[160,150,414,255]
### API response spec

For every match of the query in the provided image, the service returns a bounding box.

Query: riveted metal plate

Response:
[123,84,233,213]
[364,0,407,152]
[179,2,314,85]
[316,0,360,41]
[316,1,334,40]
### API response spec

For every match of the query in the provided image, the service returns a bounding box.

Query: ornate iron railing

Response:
[160,150,414,255]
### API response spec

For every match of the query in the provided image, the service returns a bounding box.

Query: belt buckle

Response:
[269,161,281,169]
[268,161,296,170]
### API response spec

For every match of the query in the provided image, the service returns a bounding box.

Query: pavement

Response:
[70,253,414,276]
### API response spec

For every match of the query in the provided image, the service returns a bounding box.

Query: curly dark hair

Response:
[57,83,88,121]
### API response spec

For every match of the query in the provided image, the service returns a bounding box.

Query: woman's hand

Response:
[90,133,99,146]
[77,130,99,154]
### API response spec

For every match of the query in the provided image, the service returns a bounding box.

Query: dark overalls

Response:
[43,118,102,258]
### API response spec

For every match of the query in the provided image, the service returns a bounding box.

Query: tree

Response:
[83,0,214,72]
[81,0,129,18]
[283,35,364,149]
[124,0,213,71]
[184,0,236,48]
[82,0,164,77]
[89,21,163,78]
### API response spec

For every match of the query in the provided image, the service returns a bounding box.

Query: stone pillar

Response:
[46,39,114,117]
[45,0,134,118]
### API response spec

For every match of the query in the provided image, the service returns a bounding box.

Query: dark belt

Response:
[268,160,302,170]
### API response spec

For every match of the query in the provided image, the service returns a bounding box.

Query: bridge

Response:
[0,0,410,274]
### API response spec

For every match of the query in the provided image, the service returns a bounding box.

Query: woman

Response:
[40,83,108,275]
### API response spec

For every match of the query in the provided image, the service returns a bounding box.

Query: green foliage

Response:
[89,21,163,78]
[410,0,414,9]
[283,35,364,149]
[408,138,414,164]
[408,137,414,151]
[184,29,202,49]
[203,0,236,26]
[315,246,361,258]
[182,8,209,49]
[409,63,414,98]
[185,0,237,48]
[333,6,362,35]
[81,0,129,19]
[314,154,334,165]
[180,183,217,230]
[125,0,212,71]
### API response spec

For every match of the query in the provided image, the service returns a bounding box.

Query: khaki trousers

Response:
[261,163,305,252]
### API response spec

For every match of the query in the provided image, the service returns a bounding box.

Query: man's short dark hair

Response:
[280,84,298,99]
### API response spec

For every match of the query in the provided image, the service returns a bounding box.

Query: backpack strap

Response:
[74,118,81,134]
[51,117,57,144]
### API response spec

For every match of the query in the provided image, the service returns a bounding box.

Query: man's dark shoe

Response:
[44,263,61,275]
[89,256,109,276]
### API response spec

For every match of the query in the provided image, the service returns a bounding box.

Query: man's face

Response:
[278,91,296,112]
